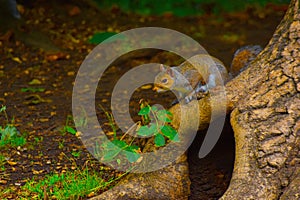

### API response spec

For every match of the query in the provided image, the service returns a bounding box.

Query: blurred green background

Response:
[93,0,290,16]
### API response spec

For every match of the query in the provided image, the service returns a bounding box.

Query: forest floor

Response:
[0,0,287,199]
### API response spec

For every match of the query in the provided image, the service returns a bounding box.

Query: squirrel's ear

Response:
[165,66,174,77]
[159,64,165,71]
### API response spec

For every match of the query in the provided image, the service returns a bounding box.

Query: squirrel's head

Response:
[153,64,175,92]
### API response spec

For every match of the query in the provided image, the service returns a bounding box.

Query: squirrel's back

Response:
[230,45,262,77]
[178,54,229,86]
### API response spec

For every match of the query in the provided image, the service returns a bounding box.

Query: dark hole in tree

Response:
[188,115,235,199]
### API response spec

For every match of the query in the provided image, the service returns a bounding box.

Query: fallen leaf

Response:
[7,160,17,166]
[45,52,70,61]
[29,79,42,85]
[67,71,75,76]
[68,6,81,16]
[101,99,108,103]
[87,192,95,198]
[12,57,22,64]
[32,169,45,175]
[24,94,52,105]
[0,179,7,184]
[56,166,62,170]
[75,131,81,137]
[39,118,49,122]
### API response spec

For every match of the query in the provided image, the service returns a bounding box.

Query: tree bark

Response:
[220,0,300,198]
[91,0,300,199]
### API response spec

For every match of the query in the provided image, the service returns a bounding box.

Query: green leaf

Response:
[124,145,141,163]
[138,106,151,115]
[0,106,6,113]
[154,134,165,147]
[102,148,121,162]
[64,126,76,135]
[111,139,128,149]
[151,106,158,112]
[165,110,173,116]
[126,145,139,151]
[101,140,127,151]
[171,133,180,142]
[21,87,45,92]
[89,32,116,44]
[101,140,114,149]
[71,151,81,157]
[157,110,172,122]
[117,159,121,165]
[149,123,159,134]
[88,32,126,44]
[160,125,179,141]
[125,151,140,163]
[137,125,154,137]
[28,79,42,85]
[101,140,127,162]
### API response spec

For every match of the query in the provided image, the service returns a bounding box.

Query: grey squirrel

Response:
[153,54,229,103]
[153,45,262,104]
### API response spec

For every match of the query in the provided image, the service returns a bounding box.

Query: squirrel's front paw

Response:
[195,84,208,93]
[183,93,197,104]
[171,96,193,106]
[196,91,208,99]
[185,95,192,103]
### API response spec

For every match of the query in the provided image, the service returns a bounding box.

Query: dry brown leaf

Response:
[7,160,17,166]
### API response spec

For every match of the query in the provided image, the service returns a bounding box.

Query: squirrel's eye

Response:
[161,78,168,84]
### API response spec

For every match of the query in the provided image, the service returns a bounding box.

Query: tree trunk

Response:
[91,0,300,199]
[220,0,300,198]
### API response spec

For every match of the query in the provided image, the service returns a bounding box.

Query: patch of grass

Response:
[0,187,14,199]
[21,167,124,199]
[58,139,65,149]
[61,115,77,135]
[0,127,26,147]
[0,105,26,148]
[71,150,81,158]
[0,154,6,171]
[33,136,43,145]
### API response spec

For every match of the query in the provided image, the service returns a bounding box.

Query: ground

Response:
[0,1,287,199]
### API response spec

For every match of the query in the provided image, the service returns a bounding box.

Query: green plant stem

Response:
[120,121,140,141]
[1,106,9,125]
[98,104,117,138]
[150,107,161,134]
